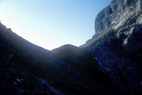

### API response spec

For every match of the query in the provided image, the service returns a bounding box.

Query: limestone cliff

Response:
[95,0,142,33]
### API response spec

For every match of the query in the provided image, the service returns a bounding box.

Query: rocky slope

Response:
[83,0,142,94]
[1,0,142,95]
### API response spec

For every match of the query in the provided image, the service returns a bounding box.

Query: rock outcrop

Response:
[95,0,142,33]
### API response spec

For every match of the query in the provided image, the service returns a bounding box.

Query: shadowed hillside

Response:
[0,23,117,95]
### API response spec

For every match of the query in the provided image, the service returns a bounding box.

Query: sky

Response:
[0,0,111,50]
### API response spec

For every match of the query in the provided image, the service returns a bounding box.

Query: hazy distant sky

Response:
[0,0,111,50]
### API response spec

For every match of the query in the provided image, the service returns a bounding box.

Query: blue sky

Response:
[0,0,111,50]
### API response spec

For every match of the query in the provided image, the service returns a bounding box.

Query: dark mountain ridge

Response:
[0,23,115,95]
[1,0,142,95]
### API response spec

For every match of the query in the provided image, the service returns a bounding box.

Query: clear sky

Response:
[0,0,111,50]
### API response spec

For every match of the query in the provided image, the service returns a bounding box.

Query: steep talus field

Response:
[1,0,142,95]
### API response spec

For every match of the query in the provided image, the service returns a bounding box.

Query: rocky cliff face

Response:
[95,0,142,33]
[83,0,142,94]
[1,0,142,95]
